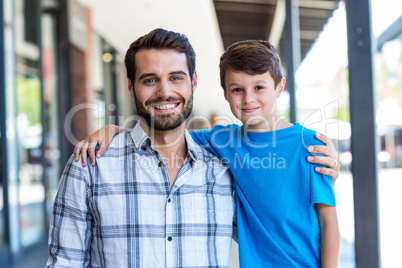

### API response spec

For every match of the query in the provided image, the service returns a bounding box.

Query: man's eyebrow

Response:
[170,71,188,76]
[138,71,188,81]
[138,73,157,81]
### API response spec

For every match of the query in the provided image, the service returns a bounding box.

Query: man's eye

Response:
[144,78,155,84]
[172,76,182,81]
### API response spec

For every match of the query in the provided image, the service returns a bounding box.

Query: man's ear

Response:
[127,78,134,98]
[192,71,198,93]
[276,78,286,97]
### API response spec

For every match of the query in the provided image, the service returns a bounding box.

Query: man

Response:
[47,28,235,268]
[47,28,340,267]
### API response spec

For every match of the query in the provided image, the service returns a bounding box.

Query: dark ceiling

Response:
[213,0,341,67]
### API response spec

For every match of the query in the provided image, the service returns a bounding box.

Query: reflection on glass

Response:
[294,2,355,266]
[16,72,45,248]
[375,26,402,267]
[42,14,61,221]
[0,123,4,247]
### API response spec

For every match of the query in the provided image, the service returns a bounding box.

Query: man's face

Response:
[129,49,197,131]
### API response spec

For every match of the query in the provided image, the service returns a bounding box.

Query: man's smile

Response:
[151,102,180,111]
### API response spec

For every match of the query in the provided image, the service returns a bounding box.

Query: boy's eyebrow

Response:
[254,80,268,84]
[138,71,188,81]
[227,80,268,87]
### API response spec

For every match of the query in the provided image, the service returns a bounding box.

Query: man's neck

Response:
[140,120,187,158]
[140,120,188,188]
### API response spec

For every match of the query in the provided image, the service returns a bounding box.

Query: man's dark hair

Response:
[219,40,283,90]
[125,28,196,85]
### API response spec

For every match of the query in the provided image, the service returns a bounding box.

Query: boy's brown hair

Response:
[219,40,283,90]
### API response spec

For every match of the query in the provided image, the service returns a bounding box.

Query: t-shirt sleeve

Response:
[310,163,336,206]
[308,139,336,207]
[190,125,229,158]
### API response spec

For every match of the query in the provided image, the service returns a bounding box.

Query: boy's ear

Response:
[127,78,135,98]
[276,78,286,97]
[223,89,228,101]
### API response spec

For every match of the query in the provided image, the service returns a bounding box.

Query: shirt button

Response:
[167,237,172,241]
[158,161,163,167]
[167,198,171,203]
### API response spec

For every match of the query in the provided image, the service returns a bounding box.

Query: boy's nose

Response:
[243,91,254,104]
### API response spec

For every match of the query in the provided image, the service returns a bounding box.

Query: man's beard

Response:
[134,91,193,131]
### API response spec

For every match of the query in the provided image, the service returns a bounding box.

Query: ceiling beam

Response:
[299,0,339,10]
[268,0,286,48]
[215,2,275,13]
[215,0,276,5]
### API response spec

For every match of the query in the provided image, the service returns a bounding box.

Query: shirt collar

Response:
[130,121,201,162]
[130,121,153,151]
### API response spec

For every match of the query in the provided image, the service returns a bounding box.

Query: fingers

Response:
[96,141,108,159]
[308,145,338,160]
[88,144,96,167]
[313,166,339,186]
[307,155,341,187]
[74,141,84,161]
[307,155,340,170]
[79,139,98,167]
[80,141,89,167]
[315,133,335,150]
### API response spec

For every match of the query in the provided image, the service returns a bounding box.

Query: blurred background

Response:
[0,0,401,267]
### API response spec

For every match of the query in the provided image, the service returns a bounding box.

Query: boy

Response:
[75,40,340,267]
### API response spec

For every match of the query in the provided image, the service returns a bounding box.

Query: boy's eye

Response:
[255,86,264,90]
[232,88,242,93]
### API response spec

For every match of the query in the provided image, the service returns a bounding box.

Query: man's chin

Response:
[143,118,184,131]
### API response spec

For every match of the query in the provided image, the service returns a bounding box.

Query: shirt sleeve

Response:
[190,125,234,159]
[308,140,336,207]
[46,155,93,267]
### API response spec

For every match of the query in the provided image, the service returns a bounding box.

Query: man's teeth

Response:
[153,104,177,110]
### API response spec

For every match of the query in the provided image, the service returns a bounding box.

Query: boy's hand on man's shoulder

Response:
[306,133,340,187]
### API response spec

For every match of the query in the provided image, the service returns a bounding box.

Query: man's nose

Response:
[156,79,172,98]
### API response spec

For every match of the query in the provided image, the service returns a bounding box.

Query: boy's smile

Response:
[224,70,286,132]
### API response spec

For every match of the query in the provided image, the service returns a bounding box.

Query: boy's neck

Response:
[245,117,294,133]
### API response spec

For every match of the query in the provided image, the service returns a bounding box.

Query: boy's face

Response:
[224,70,285,130]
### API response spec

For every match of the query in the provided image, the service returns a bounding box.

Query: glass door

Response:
[15,0,45,249]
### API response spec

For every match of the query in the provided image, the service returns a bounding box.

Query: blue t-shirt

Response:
[190,123,336,267]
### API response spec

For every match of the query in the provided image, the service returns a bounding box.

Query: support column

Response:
[345,0,380,267]
[285,0,301,122]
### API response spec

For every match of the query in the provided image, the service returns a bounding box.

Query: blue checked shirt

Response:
[46,122,236,268]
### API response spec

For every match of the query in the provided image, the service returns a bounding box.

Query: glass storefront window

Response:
[15,0,45,248]
[42,13,61,219]
[0,124,4,247]
[372,0,402,265]
[295,2,355,267]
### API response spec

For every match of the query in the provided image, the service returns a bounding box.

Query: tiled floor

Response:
[8,247,48,268]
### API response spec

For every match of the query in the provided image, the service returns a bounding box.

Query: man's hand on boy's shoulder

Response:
[73,124,128,167]
[306,133,340,186]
